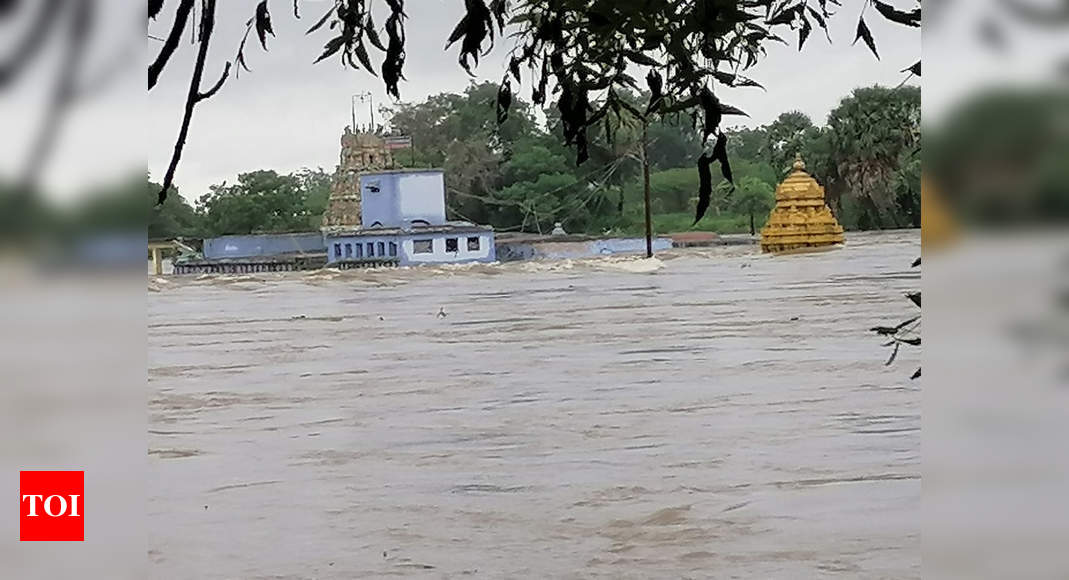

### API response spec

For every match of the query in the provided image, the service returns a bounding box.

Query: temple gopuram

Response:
[321,127,395,231]
[760,154,845,253]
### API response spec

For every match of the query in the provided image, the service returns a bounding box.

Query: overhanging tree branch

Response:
[199,61,231,101]
[158,0,217,206]
[148,0,195,89]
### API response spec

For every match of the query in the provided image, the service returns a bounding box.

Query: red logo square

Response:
[19,471,84,541]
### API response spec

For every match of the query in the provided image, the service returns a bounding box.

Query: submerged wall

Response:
[496,237,673,262]
[202,233,325,260]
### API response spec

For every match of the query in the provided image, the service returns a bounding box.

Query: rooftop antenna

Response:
[352,92,375,133]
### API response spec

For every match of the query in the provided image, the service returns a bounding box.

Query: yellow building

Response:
[760,154,845,253]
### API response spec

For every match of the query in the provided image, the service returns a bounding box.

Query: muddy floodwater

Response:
[148,231,920,579]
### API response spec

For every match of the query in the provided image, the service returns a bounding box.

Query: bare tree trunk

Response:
[642,120,652,258]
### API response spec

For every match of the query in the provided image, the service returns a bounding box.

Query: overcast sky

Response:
[7,1,1064,203]
[142,0,923,204]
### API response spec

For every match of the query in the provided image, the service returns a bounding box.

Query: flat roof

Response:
[360,168,444,177]
[326,223,493,238]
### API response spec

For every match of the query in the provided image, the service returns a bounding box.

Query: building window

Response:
[344,243,352,258]
[377,241,385,256]
[333,243,341,259]
[467,236,481,251]
[355,243,363,258]
[388,242,397,257]
[413,239,433,254]
[367,242,375,257]
[445,238,458,253]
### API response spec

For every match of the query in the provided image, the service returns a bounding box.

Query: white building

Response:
[324,169,495,267]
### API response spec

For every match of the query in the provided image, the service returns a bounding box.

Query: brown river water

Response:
[148,230,920,579]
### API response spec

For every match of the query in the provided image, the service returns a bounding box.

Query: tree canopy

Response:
[136,80,920,239]
[149,0,921,222]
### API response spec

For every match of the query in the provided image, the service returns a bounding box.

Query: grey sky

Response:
[146,0,921,204]
[7,2,1063,203]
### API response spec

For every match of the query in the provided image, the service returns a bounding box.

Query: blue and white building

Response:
[325,169,495,267]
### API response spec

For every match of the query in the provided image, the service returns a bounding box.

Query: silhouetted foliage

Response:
[148,0,921,220]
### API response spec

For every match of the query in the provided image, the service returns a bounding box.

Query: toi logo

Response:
[19,471,84,541]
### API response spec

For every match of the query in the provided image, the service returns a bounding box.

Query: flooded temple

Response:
[321,128,395,231]
[760,154,845,253]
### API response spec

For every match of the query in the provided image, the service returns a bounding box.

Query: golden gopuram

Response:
[760,153,845,253]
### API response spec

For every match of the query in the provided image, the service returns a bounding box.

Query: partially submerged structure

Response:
[321,128,394,230]
[760,154,845,253]
[324,169,495,267]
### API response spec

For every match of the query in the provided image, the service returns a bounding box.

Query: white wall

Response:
[396,172,447,226]
[359,170,447,228]
[400,232,494,265]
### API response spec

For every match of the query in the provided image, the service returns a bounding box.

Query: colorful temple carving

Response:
[321,128,395,230]
[760,154,845,253]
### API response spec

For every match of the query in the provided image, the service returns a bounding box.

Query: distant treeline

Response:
[153,83,920,239]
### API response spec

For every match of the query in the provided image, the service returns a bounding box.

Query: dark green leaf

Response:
[446,15,469,47]
[509,56,521,83]
[645,69,663,114]
[694,153,714,223]
[798,17,811,50]
[872,1,921,27]
[713,131,733,183]
[496,78,512,124]
[314,36,345,64]
[700,87,721,140]
[255,0,275,51]
[625,51,659,67]
[853,16,880,60]
[365,14,386,51]
[306,5,336,34]
[354,41,377,76]
[719,102,749,117]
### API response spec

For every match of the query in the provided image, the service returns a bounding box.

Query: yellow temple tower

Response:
[760,154,845,253]
[321,127,395,231]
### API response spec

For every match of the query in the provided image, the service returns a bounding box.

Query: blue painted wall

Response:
[360,170,447,229]
[203,233,325,260]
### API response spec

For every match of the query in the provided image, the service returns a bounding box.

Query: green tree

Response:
[148,178,203,239]
[385,81,536,165]
[150,0,920,220]
[730,176,775,235]
[197,170,322,236]
[827,85,921,229]
[726,126,769,161]
[294,168,332,224]
[384,82,540,224]
[763,111,822,175]
[497,172,582,233]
